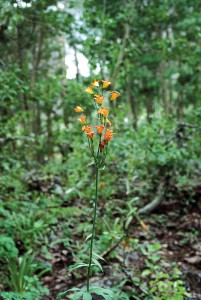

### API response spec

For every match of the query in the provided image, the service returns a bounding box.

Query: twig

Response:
[101,236,125,258]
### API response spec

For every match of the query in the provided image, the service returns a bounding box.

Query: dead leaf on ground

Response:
[184,256,201,264]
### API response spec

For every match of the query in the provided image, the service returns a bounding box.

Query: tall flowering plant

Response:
[56,80,120,300]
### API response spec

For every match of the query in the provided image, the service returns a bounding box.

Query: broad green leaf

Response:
[91,287,114,297]
[73,291,84,300]
[147,242,161,252]
[141,269,151,277]
[151,254,160,262]
[83,292,92,300]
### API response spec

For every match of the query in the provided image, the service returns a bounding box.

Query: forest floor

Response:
[40,192,201,300]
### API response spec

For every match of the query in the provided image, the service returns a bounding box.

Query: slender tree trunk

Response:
[111,23,130,89]
[17,25,23,68]
[31,26,45,160]
[146,98,154,123]
[32,27,44,83]
[159,62,168,113]
[143,78,155,123]
[177,89,184,121]
[47,106,53,156]
[177,60,184,121]
[168,78,173,116]
[128,77,137,129]
[72,44,80,82]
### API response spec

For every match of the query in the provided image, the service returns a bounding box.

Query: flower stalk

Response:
[87,167,99,291]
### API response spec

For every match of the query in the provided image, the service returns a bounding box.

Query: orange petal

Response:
[84,86,94,94]
[94,94,104,105]
[75,106,84,113]
[102,80,111,89]
[82,125,91,133]
[87,131,95,139]
[104,129,114,143]
[91,79,99,87]
[78,115,86,124]
[110,91,121,100]
[95,125,105,135]
[98,107,109,118]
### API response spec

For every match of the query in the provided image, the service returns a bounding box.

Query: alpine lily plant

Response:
[56,80,120,300]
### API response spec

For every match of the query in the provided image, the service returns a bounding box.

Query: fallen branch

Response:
[138,182,165,215]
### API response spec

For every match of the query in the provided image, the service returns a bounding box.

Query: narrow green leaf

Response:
[92,252,106,262]
[92,258,103,272]
[140,245,147,255]
[85,234,92,241]
[125,216,133,229]
[56,291,69,300]
[56,287,80,299]
[68,262,88,272]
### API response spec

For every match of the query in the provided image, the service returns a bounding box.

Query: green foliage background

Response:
[0,0,200,299]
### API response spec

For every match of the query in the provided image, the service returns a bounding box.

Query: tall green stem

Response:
[87,167,99,291]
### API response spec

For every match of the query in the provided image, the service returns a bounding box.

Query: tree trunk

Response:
[111,23,130,89]
[47,106,53,156]
[72,44,80,82]
[32,26,44,83]
[128,77,138,129]
[146,98,154,123]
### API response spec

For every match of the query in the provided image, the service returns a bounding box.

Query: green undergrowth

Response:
[1,112,200,299]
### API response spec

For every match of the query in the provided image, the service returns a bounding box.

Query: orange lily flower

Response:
[106,119,112,126]
[98,107,109,118]
[104,129,114,143]
[94,94,104,105]
[99,141,105,151]
[91,79,99,87]
[82,125,91,133]
[95,125,105,135]
[84,86,94,94]
[75,106,84,113]
[87,131,95,140]
[78,115,86,124]
[110,91,121,100]
[102,80,111,89]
